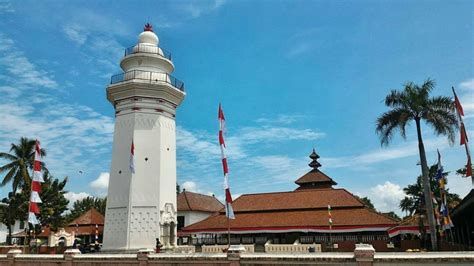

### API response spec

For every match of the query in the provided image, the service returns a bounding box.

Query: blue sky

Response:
[0,0,473,215]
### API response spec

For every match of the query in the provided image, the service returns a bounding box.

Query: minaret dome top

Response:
[138,23,159,46]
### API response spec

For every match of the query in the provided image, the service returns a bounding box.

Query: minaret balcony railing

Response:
[124,44,172,60]
[110,70,185,92]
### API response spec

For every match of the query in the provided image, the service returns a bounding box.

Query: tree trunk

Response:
[7,224,12,245]
[415,118,438,250]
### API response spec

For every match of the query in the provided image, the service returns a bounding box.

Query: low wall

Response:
[202,245,255,253]
[264,244,322,253]
[1,248,473,265]
[173,245,195,253]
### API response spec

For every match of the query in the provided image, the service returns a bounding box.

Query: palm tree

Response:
[376,78,458,251]
[0,137,47,192]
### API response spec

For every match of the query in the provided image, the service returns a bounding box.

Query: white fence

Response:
[201,244,255,253]
[264,244,322,253]
[174,245,195,253]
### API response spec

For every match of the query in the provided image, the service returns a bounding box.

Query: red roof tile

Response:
[295,169,337,186]
[227,189,363,212]
[69,208,104,226]
[183,208,398,233]
[177,191,224,212]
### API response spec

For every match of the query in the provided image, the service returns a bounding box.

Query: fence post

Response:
[227,245,244,266]
[137,248,154,266]
[354,244,375,266]
[63,248,81,266]
[7,249,22,266]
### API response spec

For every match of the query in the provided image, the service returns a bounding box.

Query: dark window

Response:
[177,216,185,230]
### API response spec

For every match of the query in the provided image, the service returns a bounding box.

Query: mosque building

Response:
[180,150,399,251]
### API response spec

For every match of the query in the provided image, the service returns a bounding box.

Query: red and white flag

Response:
[129,141,135,174]
[219,104,235,219]
[452,87,472,178]
[29,140,44,225]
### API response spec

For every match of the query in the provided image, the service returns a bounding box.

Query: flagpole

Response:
[25,140,39,252]
[227,202,230,248]
[25,165,35,253]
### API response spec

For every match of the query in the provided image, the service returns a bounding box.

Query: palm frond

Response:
[424,108,458,144]
[0,152,17,161]
[420,78,435,95]
[376,108,412,146]
[0,161,18,174]
[1,168,17,187]
[385,89,407,108]
[427,96,455,112]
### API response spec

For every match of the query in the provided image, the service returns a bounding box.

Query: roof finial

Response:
[308,148,321,170]
[144,23,153,32]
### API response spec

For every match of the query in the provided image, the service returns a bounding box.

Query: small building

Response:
[0,220,26,244]
[68,208,104,246]
[177,190,223,245]
[11,208,104,248]
[181,150,399,251]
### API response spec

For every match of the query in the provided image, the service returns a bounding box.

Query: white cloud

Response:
[459,78,474,90]
[63,24,88,45]
[0,33,115,193]
[458,78,474,118]
[0,35,57,90]
[255,114,305,125]
[0,1,14,14]
[287,42,312,58]
[182,181,198,192]
[179,0,226,19]
[363,181,405,214]
[237,126,325,144]
[60,10,127,77]
[90,172,109,193]
[323,138,449,169]
[64,191,91,207]
[181,180,215,196]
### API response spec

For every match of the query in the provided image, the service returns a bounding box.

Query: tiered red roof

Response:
[183,189,397,234]
[181,150,399,235]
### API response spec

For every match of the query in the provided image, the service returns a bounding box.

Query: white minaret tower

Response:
[103,24,185,251]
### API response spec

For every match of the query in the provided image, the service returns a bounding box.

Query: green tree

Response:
[0,137,48,193]
[39,173,69,231]
[456,165,474,177]
[67,196,106,222]
[0,190,28,245]
[376,79,458,250]
[383,211,401,221]
[357,196,376,210]
[400,165,461,216]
